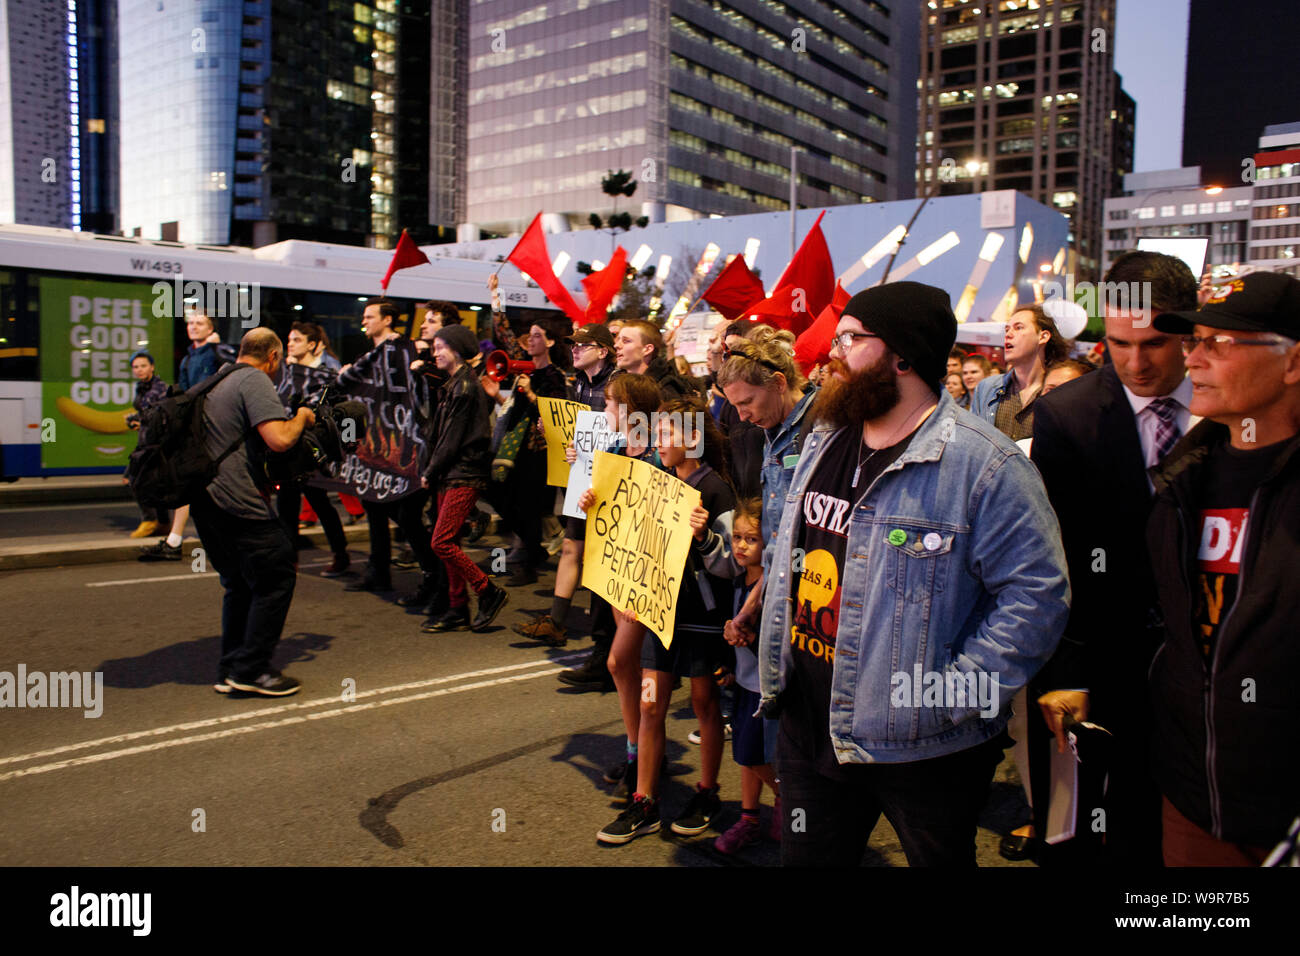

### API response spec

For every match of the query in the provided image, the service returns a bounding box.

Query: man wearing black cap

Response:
[755,281,1069,866]
[1144,271,1300,866]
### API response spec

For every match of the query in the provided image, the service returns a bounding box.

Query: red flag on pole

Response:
[700,254,766,320]
[739,284,801,331]
[580,247,628,326]
[505,213,586,327]
[793,281,851,374]
[380,229,431,290]
[770,210,834,333]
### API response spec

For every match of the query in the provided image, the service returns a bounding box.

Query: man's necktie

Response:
[1147,396,1182,463]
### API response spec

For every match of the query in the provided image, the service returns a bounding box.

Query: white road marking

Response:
[0,655,585,778]
[86,573,215,587]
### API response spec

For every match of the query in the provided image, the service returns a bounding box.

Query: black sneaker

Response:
[611,758,638,802]
[138,539,182,562]
[596,795,660,845]
[420,607,470,633]
[396,572,437,608]
[224,672,301,697]
[603,757,631,785]
[670,785,721,835]
[470,582,508,631]
[392,548,419,570]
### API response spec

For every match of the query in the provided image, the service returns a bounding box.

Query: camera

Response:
[264,385,367,486]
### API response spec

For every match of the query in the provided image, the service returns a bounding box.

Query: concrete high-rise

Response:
[917,0,1132,281]
[0,0,117,232]
[463,0,921,237]
[117,0,438,248]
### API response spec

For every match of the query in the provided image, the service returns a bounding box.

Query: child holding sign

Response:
[595,398,736,845]
[715,497,781,854]
[577,374,663,802]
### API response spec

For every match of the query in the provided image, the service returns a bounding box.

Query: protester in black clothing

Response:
[613,319,699,400]
[491,316,570,586]
[337,297,439,595]
[125,350,171,538]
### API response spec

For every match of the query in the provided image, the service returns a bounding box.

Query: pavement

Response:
[0,485,1037,867]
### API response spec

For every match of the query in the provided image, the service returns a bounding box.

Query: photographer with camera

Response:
[190,328,314,698]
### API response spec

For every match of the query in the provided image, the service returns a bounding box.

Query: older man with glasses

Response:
[1143,271,1300,866]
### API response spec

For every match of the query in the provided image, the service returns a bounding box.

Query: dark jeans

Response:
[363,488,436,576]
[777,728,1007,867]
[277,484,347,555]
[191,492,297,681]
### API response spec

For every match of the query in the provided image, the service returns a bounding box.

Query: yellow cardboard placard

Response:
[581,451,701,649]
[537,397,589,487]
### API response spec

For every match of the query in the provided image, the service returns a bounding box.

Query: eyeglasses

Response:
[1181,333,1291,358]
[832,331,880,352]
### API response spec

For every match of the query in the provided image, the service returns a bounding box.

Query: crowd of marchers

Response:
[119,251,1300,867]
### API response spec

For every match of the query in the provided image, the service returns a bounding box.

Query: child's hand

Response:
[723,619,753,647]
[714,665,734,688]
[578,489,596,512]
[689,503,709,540]
[564,442,577,464]
[613,606,639,626]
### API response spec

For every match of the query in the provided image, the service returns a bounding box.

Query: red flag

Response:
[506,213,586,327]
[380,229,431,290]
[740,285,801,331]
[580,247,628,325]
[701,254,766,320]
[770,210,834,334]
[793,282,850,374]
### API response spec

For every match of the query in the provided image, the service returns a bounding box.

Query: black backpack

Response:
[126,363,255,508]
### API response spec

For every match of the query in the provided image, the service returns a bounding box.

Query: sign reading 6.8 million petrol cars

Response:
[39,277,173,469]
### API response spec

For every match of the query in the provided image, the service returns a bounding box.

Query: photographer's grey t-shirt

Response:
[202,364,289,520]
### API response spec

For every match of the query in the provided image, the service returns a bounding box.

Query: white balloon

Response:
[1041,298,1088,340]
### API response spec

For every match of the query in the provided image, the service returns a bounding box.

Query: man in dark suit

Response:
[1027,251,1199,866]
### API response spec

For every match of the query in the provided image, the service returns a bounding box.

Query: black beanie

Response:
[840,282,957,392]
[435,324,480,362]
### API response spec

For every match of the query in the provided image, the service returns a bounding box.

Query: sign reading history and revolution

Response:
[537,396,589,487]
[39,277,174,469]
[562,409,616,519]
[581,451,700,649]
[313,339,427,503]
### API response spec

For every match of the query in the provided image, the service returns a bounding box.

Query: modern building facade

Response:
[464,0,920,237]
[1101,167,1252,277]
[118,0,436,249]
[1182,0,1297,191]
[1247,122,1300,279]
[0,0,117,233]
[917,0,1132,281]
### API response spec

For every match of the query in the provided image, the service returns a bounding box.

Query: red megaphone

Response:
[486,350,535,382]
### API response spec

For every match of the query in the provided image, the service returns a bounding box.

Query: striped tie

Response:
[1148,396,1182,463]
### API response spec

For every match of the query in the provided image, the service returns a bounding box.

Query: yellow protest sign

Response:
[537,397,589,487]
[581,451,701,649]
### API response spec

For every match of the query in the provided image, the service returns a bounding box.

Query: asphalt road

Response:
[0,537,1033,867]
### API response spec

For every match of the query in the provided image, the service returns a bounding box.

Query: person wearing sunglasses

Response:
[1143,271,1300,866]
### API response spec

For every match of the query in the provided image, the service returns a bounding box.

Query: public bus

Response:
[0,224,558,478]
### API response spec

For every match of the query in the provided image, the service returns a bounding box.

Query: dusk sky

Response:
[1114,0,1191,173]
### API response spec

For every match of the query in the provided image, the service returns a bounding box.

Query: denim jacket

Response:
[968,371,1010,424]
[760,387,818,575]
[757,391,1070,763]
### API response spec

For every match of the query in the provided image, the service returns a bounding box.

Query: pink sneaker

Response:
[714,815,762,855]
[770,796,783,843]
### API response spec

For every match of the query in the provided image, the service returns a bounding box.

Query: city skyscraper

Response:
[0,0,117,233]
[117,0,436,248]
[463,0,920,237]
[1181,0,1297,191]
[916,0,1132,281]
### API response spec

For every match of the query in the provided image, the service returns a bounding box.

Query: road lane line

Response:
[0,665,578,782]
[0,654,585,768]
[86,573,216,587]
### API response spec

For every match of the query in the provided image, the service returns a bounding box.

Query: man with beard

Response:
[754,282,1070,866]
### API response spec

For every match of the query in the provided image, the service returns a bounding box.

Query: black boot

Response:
[558,645,614,691]
[397,572,438,608]
[345,565,392,592]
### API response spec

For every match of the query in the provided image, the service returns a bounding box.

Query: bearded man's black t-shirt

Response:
[779,426,914,775]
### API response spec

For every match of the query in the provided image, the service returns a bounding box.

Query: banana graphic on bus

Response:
[55,396,132,434]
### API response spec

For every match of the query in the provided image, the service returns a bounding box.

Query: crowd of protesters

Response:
[128,249,1300,868]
